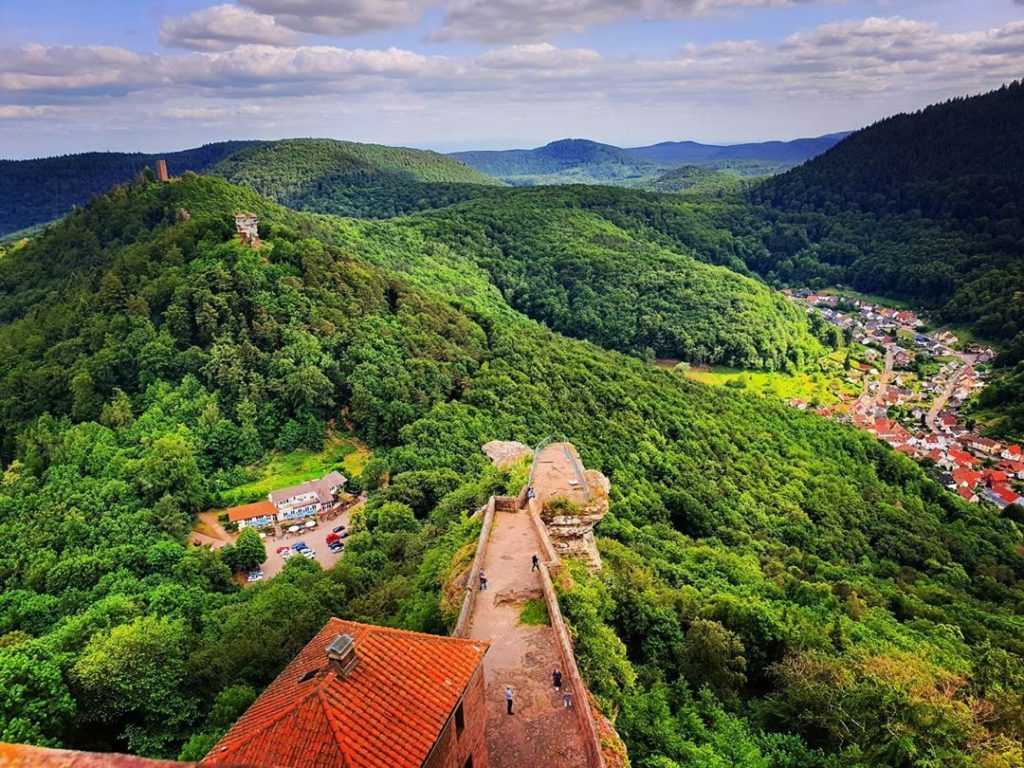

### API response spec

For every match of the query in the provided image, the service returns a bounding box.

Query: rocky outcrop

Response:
[482,440,533,467]
[539,468,609,569]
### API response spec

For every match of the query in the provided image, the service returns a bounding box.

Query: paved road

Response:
[467,510,589,768]
[926,369,963,433]
[872,346,896,405]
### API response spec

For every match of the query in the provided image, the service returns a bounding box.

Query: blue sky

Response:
[1,0,1022,157]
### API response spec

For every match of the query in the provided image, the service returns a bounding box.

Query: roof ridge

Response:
[345,621,489,650]
[319,686,353,768]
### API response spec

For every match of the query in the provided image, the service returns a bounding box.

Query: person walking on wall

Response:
[505,685,514,715]
[479,569,487,591]
[531,553,540,571]
[552,669,562,691]
[563,688,573,709]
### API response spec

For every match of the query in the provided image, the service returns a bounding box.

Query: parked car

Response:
[301,549,316,559]
[292,541,308,551]
[328,542,344,553]
[339,530,350,538]
[246,570,264,582]
[332,525,346,533]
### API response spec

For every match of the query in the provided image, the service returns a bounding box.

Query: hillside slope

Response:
[451,138,662,185]
[627,132,849,165]
[404,186,829,370]
[0,141,259,234]
[0,139,503,235]
[0,176,1022,768]
[748,81,1024,341]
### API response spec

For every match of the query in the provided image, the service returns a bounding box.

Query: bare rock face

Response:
[482,440,533,467]
[539,469,610,570]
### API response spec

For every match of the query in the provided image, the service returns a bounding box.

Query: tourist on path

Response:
[531,553,540,571]
[563,689,573,709]
[552,669,562,691]
[505,686,514,715]
[478,569,487,591]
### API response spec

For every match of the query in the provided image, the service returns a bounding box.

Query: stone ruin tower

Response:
[234,212,260,247]
[155,159,169,182]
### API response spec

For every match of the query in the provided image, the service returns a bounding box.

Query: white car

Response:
[246,570,264,582]
[302,549,316,559]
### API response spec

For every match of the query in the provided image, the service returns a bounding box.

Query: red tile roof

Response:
[227,500,278,523]
[204,619,488,768]
[0,743,265,768]
[952,468,983,489]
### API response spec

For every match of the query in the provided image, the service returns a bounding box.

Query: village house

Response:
[941,447,979,471]
[1000,458,1024,479]
[1002,444,1023,462]
[957,486,979,503]
[227,499,278,530]
[203,618,490,768]
[967,435,1003,457]
[951,467,983,491]
[269,470,348,521]
[224,471,348,529]
[984,485,1024,510]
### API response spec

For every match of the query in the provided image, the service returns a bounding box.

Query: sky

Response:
[1,0,1022,158]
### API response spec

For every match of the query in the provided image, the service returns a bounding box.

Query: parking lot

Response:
[258,506,355,579]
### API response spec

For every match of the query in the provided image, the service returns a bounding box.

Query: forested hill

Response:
[403,186,830,370]
[451,138,662,185]
[756,83,1024,219]
[0,138,502,236]
[0,141,259,236]
[627,132,850,165]
[209,138,503,219]
[744,81,1024,354]
[1,174,1023,767]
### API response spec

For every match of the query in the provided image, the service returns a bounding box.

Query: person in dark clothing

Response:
[552,669,562,690]
[478,569,487,590]
[531,554,540,571]
[505,686,514,715]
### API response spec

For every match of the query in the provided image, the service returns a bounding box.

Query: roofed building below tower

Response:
[203,618,490,768]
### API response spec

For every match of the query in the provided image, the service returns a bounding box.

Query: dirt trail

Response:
[467,509,589,768]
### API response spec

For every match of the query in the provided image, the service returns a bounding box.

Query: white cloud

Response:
[436,0,835,43]
[2,15,1022,155]
[239,0,433,35]
[160,5,303,51]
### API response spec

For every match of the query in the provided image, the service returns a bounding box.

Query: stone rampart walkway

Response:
[467,508,590,768]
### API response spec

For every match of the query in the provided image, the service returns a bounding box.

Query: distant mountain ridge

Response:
[450,132,850,186]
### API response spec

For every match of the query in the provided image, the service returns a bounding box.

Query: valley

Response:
[1,68,1023,768]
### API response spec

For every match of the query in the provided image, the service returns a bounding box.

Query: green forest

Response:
[1,172,1022,768]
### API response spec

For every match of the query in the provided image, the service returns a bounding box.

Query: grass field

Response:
[818,285,915,310]
[219,434,371,506]
[682,359,859,406]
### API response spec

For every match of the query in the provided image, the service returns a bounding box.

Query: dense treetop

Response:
[0,175,1022,767]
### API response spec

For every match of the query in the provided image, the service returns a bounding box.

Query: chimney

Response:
[155,159,169,182]
[326,634,359,679]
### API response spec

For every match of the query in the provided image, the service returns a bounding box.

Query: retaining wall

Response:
[452,496,498,638]
[527,497,606,768]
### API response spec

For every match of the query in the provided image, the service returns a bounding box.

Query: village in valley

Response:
[783,289,1024,510]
